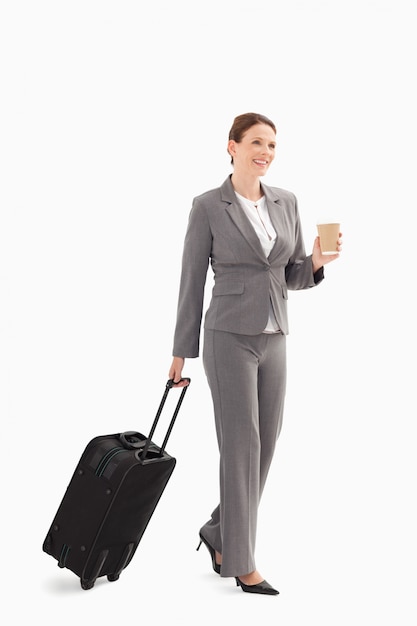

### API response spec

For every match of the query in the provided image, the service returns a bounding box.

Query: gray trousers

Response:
[201,328,287,578]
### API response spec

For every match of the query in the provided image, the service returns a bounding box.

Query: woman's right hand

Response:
[169,356,189,387]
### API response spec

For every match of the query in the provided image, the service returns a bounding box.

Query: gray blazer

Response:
[173,176,323,358]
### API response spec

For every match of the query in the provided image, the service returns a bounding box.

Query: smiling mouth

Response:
[253,159,268,166]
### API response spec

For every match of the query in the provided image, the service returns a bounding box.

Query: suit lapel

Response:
[262,184,284,262]
[220,177,286,263]
[220,177,267,261]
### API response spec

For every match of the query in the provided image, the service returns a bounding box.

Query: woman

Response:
[169,112,341,595]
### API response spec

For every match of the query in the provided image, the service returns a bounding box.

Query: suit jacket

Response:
[173,176,323,358]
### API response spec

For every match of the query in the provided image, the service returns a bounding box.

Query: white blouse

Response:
[235,192,280,333]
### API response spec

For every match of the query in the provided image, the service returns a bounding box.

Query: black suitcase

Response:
[42,378,190,590]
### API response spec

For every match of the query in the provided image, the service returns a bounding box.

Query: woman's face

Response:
[228,123,276,177]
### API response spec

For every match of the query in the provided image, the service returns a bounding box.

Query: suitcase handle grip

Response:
[119,431,147,450]
[140,378,190,460]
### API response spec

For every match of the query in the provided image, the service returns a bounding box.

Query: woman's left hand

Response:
[312,233,342,273]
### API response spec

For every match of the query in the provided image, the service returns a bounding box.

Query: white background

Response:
[1,0,416,623]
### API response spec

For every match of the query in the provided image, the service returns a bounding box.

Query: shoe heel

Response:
[196,539,202,552]
[197,533,221,575]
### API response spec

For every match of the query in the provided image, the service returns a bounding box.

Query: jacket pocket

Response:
[213,281,244,296]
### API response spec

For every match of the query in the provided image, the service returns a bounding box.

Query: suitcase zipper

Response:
[95,447,129,477]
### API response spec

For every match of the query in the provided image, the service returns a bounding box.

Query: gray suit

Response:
[172,176,323,577]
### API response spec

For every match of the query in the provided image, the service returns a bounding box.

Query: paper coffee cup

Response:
[316,222,340,255]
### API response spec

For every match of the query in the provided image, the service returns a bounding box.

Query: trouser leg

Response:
[201,329,286,578]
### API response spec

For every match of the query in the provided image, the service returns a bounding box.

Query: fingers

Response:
[169,357,189,387]
[313,234,343,264]
[170,371,189,387]
[172,378,190,388]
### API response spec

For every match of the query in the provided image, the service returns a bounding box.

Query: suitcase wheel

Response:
[107,573,120,582]
[80,579,95,590]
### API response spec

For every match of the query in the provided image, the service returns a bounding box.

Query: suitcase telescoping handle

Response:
[140,378,190,460]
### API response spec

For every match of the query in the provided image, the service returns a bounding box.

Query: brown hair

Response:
[228,112,276,164]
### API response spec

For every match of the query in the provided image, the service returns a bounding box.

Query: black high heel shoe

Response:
[235,577,279,595]
[196,533,221,574]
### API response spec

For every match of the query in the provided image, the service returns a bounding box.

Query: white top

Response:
[235,193,280,333]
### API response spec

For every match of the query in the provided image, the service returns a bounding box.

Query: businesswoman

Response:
[169,112,341,595]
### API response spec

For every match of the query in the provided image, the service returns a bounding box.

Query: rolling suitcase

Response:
[42,378,190,590]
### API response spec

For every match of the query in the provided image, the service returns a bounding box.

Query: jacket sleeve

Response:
[285,194,324,290]
[172,200,212,358]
